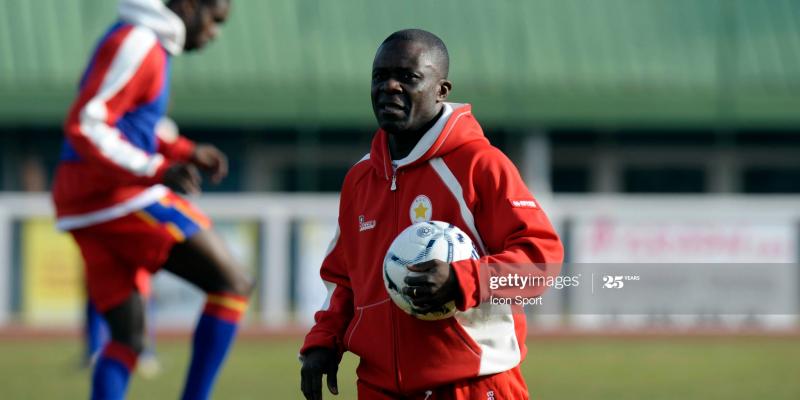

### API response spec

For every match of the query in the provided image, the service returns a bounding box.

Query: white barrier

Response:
[0,193,798,328]
[0,193,339,328]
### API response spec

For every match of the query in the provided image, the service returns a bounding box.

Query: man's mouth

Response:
[380,102,405,111]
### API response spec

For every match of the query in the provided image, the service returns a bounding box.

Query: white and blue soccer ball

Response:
[383,221,479,321]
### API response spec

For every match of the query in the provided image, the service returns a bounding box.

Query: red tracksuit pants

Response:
[357,367,528,400]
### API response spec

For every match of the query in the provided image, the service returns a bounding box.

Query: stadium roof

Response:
[1,0,798,129]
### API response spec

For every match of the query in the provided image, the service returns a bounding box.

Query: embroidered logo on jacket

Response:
[410,195,432,223]
[359,215,376,232]
[509,198,538,209]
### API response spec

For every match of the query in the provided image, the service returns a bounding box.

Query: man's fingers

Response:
[175,166,200,194]
[404,285,436,309]
[182,178,201,196]
[185,165,202,194]
[184,164,201,187]
[177,179,195,195]
[406,260,438,272]
[412,293,437,304]
[404,274,430,286]
[312,369,324,400]
[413,305,436,314]
[403,285,433,299]
[300,369,314,400]
[214,152,229,183]
[411,295,440,309]
[403,284,448,309]
[163,164,203,195]
[192,145,228,184]
[326,365,339,395]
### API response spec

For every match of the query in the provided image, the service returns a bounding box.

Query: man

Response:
[52,0,251,399]
[300,29,564,399]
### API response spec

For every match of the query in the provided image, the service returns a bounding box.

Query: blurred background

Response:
[0,0,799,398]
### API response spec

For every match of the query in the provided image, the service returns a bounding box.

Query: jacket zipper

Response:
[390,164,402,393]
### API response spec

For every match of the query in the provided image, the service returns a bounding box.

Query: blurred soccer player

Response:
[51,0,251,399]
[300,29,563,399]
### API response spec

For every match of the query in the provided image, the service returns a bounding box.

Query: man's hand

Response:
[162,163,201,195]
[190,144,228,184]
[403,259,459,313]
[300,347,339,400]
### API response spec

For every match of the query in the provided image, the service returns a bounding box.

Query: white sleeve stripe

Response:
[355,153,370,165]
[456,305,521,375]
[78,27,163,177]
[96,26,157,103]
[79,116,165,176]
[320,280,337,311]
[324,226,340,257]
[429,157,488,255]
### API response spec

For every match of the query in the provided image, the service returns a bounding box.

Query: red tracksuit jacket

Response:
[301,103,564,395]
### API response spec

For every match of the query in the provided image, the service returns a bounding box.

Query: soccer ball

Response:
[383,221,479,320]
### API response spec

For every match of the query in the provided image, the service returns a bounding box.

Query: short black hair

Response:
[381,29,450,78]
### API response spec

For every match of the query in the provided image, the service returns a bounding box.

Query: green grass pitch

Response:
[1,336,798,399]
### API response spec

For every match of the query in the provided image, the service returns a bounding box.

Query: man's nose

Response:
[382,77,402,93]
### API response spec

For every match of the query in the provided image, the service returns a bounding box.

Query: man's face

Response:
[183,0,230,52]
[371,41,447,135]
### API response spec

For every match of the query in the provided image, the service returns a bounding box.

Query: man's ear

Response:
[438,79,452,101]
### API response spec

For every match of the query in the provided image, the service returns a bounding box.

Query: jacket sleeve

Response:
[300,217,355,355]
[63,27,172,184]
[155,117,196,162]
[450,149,564,310]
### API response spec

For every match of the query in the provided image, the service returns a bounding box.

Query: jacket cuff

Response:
[300,331,339,356]
[451,258,482,311]
[170,136,196,162]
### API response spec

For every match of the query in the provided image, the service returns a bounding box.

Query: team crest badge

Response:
[409,195,432,223]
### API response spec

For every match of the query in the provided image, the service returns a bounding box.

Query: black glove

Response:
[300,347,339,400]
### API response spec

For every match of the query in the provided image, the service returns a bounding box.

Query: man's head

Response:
[371,29,452,135]
[167,0,230,52]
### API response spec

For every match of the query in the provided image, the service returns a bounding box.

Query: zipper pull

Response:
[390,173,397,191]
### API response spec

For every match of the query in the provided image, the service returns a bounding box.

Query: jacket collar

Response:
[118,0,185,55]
[369,103,484,180]
[391,102,454,168]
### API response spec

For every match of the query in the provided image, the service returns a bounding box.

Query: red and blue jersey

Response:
[60,21,172,164]
[53,14,194,231]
